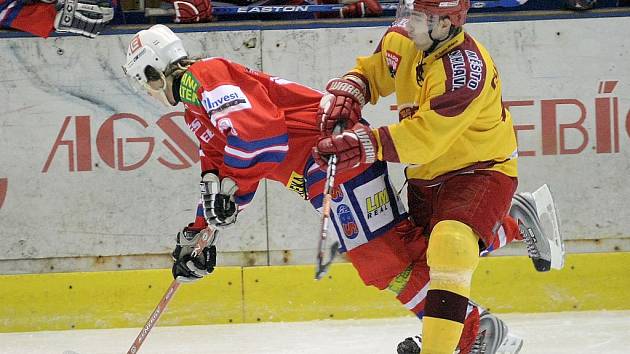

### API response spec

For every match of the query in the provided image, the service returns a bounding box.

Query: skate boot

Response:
[510,184,565,272]
[396,312,523,354]
[471,311,523,354]
[397,335,422,354]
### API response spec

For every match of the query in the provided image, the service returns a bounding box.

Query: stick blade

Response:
[314,241,340,280]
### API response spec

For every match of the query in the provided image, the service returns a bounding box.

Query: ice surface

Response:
[1,311,628,354]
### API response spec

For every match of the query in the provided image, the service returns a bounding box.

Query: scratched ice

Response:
[1,311,628,354]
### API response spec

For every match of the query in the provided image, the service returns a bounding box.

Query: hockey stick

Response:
[145,1,527,17]
[314,123,343,281]
[471,0,528,8]
[126,228,217,354]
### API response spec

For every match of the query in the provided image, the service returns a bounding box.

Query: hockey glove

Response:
[170,0,213,23]
[172,227,217,282]
[312,122,378,171]
[340,0,383,18]
[54,0,114,38]
[317,76,368,136]
[200,172,239,229]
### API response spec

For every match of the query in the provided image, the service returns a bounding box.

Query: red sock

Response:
[458,305,481,354]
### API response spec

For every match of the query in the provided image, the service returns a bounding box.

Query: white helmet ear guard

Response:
[122,24,188,104]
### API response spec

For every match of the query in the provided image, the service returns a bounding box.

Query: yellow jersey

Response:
[349,25,518,182]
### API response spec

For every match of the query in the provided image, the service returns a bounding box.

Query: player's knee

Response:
[427,220,480,289]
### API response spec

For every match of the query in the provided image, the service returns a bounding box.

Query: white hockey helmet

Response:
[122,24,188,106]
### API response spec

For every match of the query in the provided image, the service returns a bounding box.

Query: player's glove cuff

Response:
[200,172,239,229]
[54,0,114,38]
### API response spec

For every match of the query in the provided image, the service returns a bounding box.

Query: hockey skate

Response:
[471,311,523,354]
[396,311,523,354]
[510,184,565,272]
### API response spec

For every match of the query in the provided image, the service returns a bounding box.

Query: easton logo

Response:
[0,178,7,210]
[236,5,310,13]
[337,204,359,239]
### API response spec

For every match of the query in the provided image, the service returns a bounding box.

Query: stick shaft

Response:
[145,1,525,17]
[126,228,216,354]
[315,122,344,280]
[315,155,337,279]
[126,281,181,354]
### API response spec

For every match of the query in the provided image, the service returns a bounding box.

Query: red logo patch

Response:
[129,35,142,54]
[386,50,402,77]
[330,186,344,202]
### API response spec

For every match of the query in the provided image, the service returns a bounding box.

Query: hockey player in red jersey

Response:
[312,1,564,353]
[123,24,561,354]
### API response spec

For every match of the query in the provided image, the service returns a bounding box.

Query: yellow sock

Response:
[421,220,480,354]
[422,316,465,354]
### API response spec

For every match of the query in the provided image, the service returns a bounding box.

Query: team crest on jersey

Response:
[217,117,238,136]
[337,204,359,239]
[286,171,306,199]
[330,186,344,202]
[386,51,402,78]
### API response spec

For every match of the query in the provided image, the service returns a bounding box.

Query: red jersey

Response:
[0,0,56,38]
[179,57,323,211]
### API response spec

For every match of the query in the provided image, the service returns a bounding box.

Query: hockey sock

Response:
[423,220,480,354]
[481,216,522,255]
[389,264,482,352]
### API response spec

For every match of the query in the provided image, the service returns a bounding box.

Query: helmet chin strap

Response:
[426,25,460,54]
[146,72,175,107]
[172,75,182,104]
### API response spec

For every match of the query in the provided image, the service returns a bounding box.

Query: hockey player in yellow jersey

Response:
[313,0,564,353]
[318,1,517,181]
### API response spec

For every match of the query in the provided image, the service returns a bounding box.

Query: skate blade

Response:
[497,332,524,354]
[532,184,565,270]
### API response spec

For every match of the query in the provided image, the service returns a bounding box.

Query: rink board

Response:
[0,252,629,332]
[1,16,630,274]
